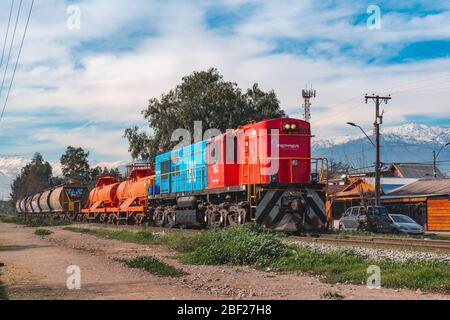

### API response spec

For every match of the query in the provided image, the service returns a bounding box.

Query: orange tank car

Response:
[82,175,121,223]
[107,163,155,225]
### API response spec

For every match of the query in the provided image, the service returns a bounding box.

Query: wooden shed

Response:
[427,196,450,231]
[383,179,450,231]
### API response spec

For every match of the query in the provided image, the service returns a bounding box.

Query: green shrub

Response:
[120,256,185,277]
[35,229,53,236]
[180,224,288,267]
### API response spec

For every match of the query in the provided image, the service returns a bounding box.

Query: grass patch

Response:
[34,229,53,236]
[179,224,288,266]
[63,227,165,245]
[0,215,71,227]
[272,246,450,293]
[119,256,185,277]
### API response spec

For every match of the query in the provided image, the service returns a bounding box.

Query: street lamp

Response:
[347,122,381,206]
[346,122,375,147]
[433,142,450,178]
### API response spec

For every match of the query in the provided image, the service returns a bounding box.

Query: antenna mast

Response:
[302,86,316,122]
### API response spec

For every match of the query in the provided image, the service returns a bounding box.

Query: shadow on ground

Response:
[0,245,51,252]
[0,262,7,300]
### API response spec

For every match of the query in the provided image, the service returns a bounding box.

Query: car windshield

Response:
[391,215,416,224]
[368,207,388,216]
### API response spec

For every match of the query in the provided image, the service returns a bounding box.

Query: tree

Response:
[10,153,53,202]
[89,166,120,187]
[124,68,285,161]
[60,147,91,183]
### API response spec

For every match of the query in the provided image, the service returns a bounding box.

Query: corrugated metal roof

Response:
[388,179,450,197]
[392,163,445,179]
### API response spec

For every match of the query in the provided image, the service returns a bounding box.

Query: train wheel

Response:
[135,214,143,226]
[219,209,229,227]
[237,208,247,225]
[165,213,176,228]
[227,208,246,226]
[108,215,118,225]
[154,209,165,227]
[205,208,222,228]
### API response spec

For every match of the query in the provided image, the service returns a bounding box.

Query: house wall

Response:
[427,197,450,231]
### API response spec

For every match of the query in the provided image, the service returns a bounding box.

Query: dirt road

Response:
[0,222,448,300]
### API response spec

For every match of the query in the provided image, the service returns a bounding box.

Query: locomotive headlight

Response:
[283,123,298,131]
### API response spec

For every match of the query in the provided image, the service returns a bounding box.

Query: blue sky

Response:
[0,0,450,163]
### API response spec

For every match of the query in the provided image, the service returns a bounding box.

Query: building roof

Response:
[389,163,445,179]
[388,179,450,197]
[331,177,416,199]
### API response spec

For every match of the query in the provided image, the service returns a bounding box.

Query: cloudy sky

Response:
[0,0,449,162]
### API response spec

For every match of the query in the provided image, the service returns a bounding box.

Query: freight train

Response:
[16,117,328,232]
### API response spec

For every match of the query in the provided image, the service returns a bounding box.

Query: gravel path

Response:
[288,239,450,263]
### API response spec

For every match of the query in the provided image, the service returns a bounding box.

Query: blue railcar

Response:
[154,141,208,195]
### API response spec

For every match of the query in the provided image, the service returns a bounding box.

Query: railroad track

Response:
[295,235,450,251]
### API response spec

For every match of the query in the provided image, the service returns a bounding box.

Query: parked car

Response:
[389,214,424,235]
[339,206,394,233]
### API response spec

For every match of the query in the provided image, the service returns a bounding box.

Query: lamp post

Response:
[433,142,450,178]
[346,122,375,147]
[347,122,381,206]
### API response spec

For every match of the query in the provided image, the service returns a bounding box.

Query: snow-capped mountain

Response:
[314,123,450,149]
[312,123,450,175]
[0,156,126,200]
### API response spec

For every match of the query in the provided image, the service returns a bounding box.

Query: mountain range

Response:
[312,123,450,175]
[1,123,449,200]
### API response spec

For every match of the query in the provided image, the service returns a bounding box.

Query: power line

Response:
[0,0,22,102]
[383,73,450,93]
[0,0,15,70]
[0,0,34,123]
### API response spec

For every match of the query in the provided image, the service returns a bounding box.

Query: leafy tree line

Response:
[124,68,286,161]
[10,147,119,204]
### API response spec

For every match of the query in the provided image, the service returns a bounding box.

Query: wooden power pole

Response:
[365,94,391,206]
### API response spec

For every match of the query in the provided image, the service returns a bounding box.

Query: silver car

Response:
[389,214,424,235]
[339,206,394,233]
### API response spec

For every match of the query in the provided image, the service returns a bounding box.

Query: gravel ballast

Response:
[288,240,450,263]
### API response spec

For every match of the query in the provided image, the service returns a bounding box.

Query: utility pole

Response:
[302,86,316,122]
[433,150,437,179]
[433,142,450,178]
[365,94,391,206]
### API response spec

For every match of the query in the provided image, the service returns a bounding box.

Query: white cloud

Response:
[1,0,450,161]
